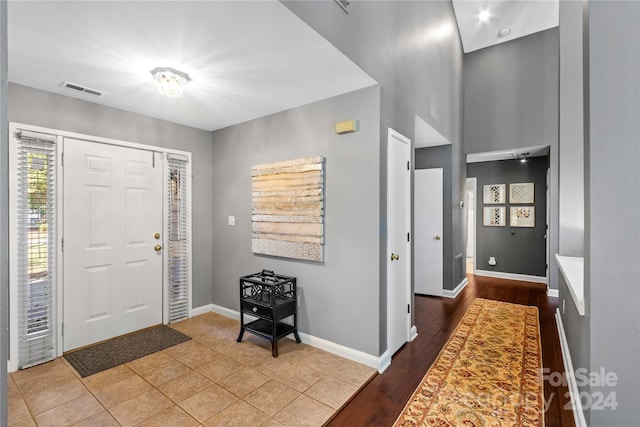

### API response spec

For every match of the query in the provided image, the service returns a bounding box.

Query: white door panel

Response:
[414,168,443,296]
[387,128,411,357]
[64,138,163,351]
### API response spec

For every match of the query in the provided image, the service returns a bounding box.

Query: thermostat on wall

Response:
[335,119,360,134]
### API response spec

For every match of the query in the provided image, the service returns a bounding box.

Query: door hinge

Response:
[152,152,155,168]
[61,323,64,336]
[407,232,410,242]
[61,237,64,251]
[407,304,410,314]
[61,152,64,166]
[407,161,410,170]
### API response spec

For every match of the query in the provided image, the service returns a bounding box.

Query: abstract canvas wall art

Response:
[251,156,324,262]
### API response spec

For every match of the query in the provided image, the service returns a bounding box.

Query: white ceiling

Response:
[8,1,377,132]
[452,0,559,53]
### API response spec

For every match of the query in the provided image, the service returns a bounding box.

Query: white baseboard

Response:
[378,350,392,373]
[442,277,468,299]
[193,303,390,373]
[475,269,548,284]
[298,331,389,373]
[208,303,241,321]
[555,309,587,427]
[409,325,418,342]
[190,304,216,318]
[548,289,559,298]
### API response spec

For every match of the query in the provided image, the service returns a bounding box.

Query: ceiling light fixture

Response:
[478,10,490,22]
[498,27,512,38]
[150,67,191,98]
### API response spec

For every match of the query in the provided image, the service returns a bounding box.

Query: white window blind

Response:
[16,133,57,368]
[167,156,190,323]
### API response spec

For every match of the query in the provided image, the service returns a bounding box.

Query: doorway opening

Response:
[465,178,477,275]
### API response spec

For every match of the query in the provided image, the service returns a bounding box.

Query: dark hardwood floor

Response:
[327,274,575,427]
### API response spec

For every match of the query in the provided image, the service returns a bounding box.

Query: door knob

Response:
[154,244,162,252]
[154,232,161,240]
[390,253,399,261]
[435,235,441,240]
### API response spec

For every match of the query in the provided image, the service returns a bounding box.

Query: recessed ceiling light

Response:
[478,10,490,22]
[498,27,512,38]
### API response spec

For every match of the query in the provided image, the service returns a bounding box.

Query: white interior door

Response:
[387,128,411,357]
[414,168,443,296]
[63,138,163,351]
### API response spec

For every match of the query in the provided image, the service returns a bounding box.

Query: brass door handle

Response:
[390,253,399,261]
[154,245,162,252]
[435,235,441,240]
[154,232,161,240]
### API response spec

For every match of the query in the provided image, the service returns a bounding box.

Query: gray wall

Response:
[210,86,381,356]
[587,1,640,424]
[557,272,590,422]
[283,0,465,350]
[414,145,458,290]
[464,29,559,153]
[559,0,585,257]
[8,84,215,309]
[467,158,548,277]
[560,1,640,424]
[1,1,8,424]
[464,28,559,289]
[558,1,589,422]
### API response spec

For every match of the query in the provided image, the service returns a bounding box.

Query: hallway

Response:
[328,274,575,427]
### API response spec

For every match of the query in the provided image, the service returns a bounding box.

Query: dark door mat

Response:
[64,325,191,377]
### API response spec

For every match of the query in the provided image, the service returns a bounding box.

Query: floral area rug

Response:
[394,298,544,427]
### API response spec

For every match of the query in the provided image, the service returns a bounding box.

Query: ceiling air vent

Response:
[334,0,349,14]
[62,81,104,97]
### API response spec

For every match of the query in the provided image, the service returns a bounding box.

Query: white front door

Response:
[414,168,443,296]
[63,138,163,351]
[387,128,411,357]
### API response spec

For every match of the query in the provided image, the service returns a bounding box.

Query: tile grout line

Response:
[7,374,37,426]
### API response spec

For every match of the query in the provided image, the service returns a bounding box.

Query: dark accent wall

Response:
[467,157,548,277]
[8,84,215,309]
[210,86,381,356]
[464,28,559,289]
[283,1,464,351]
[414,145,460,290]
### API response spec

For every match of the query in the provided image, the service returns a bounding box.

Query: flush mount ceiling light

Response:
[498,27,512,38]
[150,67,191,98]
[478,10,490,22]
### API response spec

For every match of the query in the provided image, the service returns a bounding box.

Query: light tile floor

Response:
[9,312,376,426]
